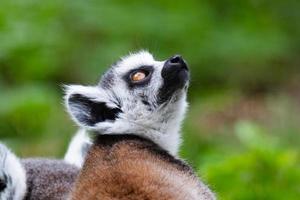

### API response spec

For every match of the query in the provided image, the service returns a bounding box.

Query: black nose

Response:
[167,55,188,70]
[158,55,190,104]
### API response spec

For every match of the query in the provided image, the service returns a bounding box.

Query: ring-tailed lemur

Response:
[64,51,215,199]
[0,51,215,200]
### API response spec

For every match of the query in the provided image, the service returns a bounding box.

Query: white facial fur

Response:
[65,51,189,155]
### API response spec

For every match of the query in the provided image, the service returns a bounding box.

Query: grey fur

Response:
[21,159,79,200]
[0,145,79,200]
[100,69,116,89]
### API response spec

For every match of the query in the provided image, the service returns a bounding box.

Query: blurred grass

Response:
[0,0,300,199]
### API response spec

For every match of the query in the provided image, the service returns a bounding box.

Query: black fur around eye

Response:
[124,66,154,88]
[0,179,6,192]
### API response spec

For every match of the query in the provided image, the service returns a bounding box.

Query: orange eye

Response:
[131,71,146,82]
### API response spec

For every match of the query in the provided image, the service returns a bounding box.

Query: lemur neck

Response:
[93,134,150,147]
[90,127,181,156]
[87,134,190,173]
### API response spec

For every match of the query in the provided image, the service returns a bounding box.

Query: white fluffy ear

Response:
[64,85,122,129]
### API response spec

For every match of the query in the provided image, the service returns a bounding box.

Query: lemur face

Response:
[65,51,189,154]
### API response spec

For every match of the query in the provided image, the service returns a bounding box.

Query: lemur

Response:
[65,51,215,199]
[0,51,215,200]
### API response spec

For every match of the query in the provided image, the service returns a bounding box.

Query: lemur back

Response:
[70,135,214,200]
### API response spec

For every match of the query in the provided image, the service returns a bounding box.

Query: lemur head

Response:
[65,51,190,155]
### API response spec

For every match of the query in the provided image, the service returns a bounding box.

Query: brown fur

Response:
[69,135,215,200]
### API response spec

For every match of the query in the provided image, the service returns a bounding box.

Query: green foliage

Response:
[0,0,299,199]
[0,0,299,89]
[180,91,300,199]
[200,123,300,199]
[200,121,300,200]
[0,85,53,137]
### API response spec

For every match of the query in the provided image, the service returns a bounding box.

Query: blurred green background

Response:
[0,0,299,199]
